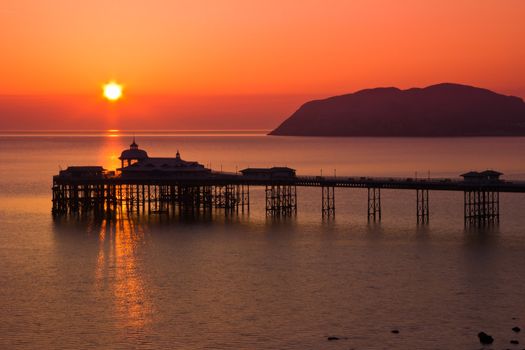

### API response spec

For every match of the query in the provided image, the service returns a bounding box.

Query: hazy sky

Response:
[0,0,524,129]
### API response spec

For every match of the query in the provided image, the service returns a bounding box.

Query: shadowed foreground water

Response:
[1,134,525,349]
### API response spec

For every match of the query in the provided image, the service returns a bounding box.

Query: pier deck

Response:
[53,172,525,191]
[52,170,525,224]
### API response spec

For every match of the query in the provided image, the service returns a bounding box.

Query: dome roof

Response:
[119,137,149,160]
[120,148,148,160]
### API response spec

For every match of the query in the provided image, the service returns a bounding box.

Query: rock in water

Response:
[478,331,494,344]
[512,326,521,332]
[391,330,400,334]
[510,340,519,344]
[327,336,339,341]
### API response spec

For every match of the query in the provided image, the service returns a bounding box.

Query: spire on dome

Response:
[130,136,138,149]
[176,150,181,159]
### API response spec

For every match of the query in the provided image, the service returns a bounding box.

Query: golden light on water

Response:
[103,81,123,101]
[95,218,151,330]
[99,134,122,170]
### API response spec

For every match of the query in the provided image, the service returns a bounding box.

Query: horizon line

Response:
[0,129,271,137]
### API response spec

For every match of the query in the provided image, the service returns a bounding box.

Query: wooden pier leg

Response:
[146,184,151,214]
[274,185,280,213]
[71,185,78,213]
[265,184,296,217]
[265,185,278,216]
[495,191,500,222]
[291,185,297,214]
[135,184,140,213]
[322,186,335,218]
[465,190,474,224]
[240,185,245,212]
[246,185,250,212]
[84,184,90,213]
[368,187,374,221]
[52,183,60,214]
[116,185,121,215]
[154,185,158,212]
[265,185,271,215]
[416,189,429,224]
[464,191,468,223]
[214,185,226,209]
[464,190,500,226]
[282,185,294,216]
[368,187,381,221]
[224,184,236,212]
[141,184,145,213]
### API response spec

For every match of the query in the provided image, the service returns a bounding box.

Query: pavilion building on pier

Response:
[118,139,210,178]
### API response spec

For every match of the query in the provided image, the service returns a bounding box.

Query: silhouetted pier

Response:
[52,140,525,225]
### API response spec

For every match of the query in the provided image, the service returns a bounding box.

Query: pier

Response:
[52,140,525,225]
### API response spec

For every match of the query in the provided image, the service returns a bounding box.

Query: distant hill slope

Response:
[269,83,525,136]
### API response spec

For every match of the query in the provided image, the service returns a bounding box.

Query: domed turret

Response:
[119,137,148,168]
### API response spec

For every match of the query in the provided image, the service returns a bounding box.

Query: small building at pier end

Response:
[461,170,503,182]
[58,166,106,179]
[118,139,210,178]
[240,167,296,179]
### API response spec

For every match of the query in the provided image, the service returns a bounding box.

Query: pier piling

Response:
[367,187,381,221]
[321,186,335,218]
[265,184,297,216]
[416,189,430,224]
[464,190,499,225]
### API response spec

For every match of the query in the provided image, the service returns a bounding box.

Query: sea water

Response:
[1,132,525,349]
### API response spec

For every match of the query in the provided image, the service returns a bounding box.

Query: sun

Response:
[103,81,123,101]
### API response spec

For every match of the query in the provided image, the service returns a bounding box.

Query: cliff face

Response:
[269,83,525,136]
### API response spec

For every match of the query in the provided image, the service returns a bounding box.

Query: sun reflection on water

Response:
[99,134,123,171]
[95,216,152,331]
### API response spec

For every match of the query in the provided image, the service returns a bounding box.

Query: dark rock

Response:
[391,329,400,334]
[327,336,339,341]
[512,326,521,332]
[510,340,519,344]
[270,83,525,137]
[478,331,494,344]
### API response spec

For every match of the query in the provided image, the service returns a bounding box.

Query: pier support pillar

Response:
[321,186,335,218]
[240,185,250,212]
[224,184,236,211]
[367,187,381,221]
[416,189,429,224]
[177,185,199,212]
[265,185,297,216]
[464,190,499,225]
[201,186,213,210]
[214,185,239,211]
[52,184,64,215]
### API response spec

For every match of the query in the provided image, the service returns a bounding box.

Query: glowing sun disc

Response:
[103,82,123,101]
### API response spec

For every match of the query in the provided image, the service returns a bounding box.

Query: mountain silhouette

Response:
[269,83,525,136]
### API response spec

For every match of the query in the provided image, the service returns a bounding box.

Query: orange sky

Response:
[0,0,524,129]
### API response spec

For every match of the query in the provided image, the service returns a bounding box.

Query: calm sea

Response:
[1,132,525,349]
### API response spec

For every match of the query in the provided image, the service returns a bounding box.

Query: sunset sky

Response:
[1,0,524,130]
